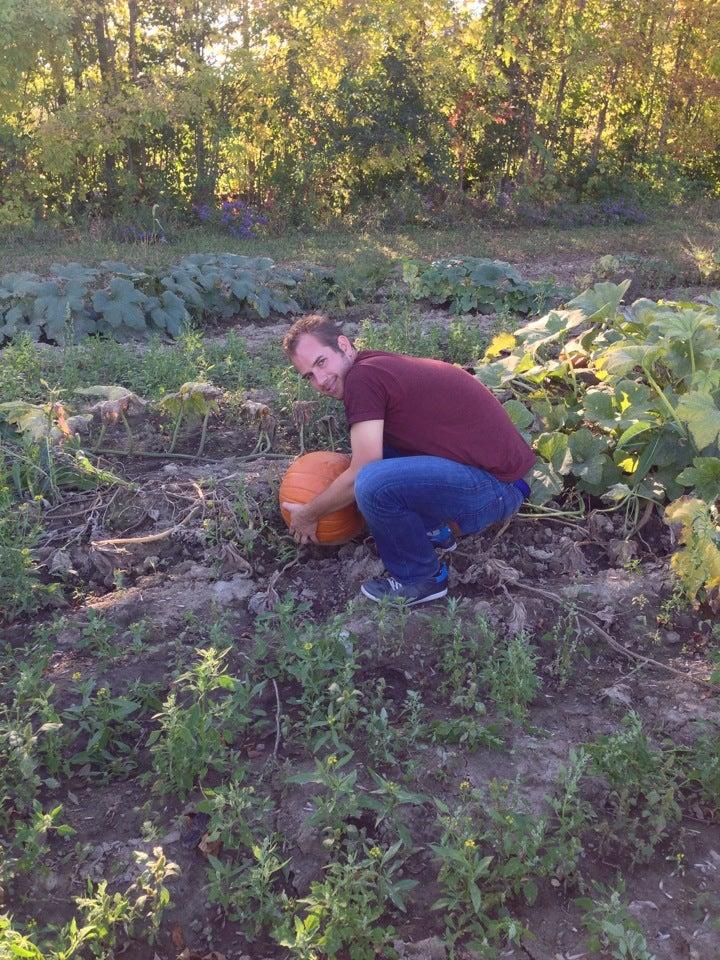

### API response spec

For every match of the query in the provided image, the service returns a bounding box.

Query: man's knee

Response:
[354,460,386,510]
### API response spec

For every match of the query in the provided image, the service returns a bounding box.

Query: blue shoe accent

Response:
[427,525,457,552]
[360,564,449,605]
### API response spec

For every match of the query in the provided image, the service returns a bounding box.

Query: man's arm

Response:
[282,420,383,543]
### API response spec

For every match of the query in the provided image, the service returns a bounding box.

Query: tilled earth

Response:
[3,290,720,960]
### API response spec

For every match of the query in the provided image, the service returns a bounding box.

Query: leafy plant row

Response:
[402,256,563,315]
[0,255,332,345]
[476,281,720,602]
[2,594,718,957]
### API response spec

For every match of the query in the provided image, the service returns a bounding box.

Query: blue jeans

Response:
[354,448,524,583]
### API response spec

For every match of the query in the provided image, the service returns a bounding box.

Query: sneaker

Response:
[427,525,457,552]
[361,564,449,606]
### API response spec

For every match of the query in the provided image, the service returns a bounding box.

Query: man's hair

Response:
[283,313,343,357]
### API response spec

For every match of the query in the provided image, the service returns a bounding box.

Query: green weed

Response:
[431,777,584,954]
[361,679,402,767]
[584,712,682,864]
[0,915,45,959]
[285,753,362,848]
[254,600,359,746]
[147,646,266,799]
[684,729,720,818]
[206,837,289,936]
[577,880,655,960]
[1,803,74,888]
[430,791,526,953]
[197,776,275,852]
[545,613,587,689]
[481,632,541,723]
[426,715,505,752]
[0,713,55,831]
[67,846,179,958]
[356,301,443,359]
[549,749,595,887]
[275,842,415,960]
[0,501,59,622]
[432,600,494,710]
[77,611,123,661]
[64,681,142,780]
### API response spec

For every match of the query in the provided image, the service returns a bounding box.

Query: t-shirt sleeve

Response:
[343,364,396,426]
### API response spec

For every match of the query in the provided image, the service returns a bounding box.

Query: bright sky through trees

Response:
[0,0,717,224]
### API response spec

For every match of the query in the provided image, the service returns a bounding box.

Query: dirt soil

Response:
[3,282,720,960]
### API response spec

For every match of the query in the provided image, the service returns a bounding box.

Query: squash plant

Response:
[0,257,331,346]
[402,257,561,315]
[476,280,720,602]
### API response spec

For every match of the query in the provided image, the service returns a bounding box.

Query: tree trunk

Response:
[93,2,118,208]
[128,0,139,82]
[657,14,690,153]
[587,63,619,174]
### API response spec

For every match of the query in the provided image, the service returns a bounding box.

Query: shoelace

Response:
[386,577,403,592]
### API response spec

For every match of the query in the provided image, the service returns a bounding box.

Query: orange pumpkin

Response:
[279,451,366,545]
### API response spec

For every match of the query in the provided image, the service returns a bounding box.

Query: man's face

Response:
[291,333,355,400]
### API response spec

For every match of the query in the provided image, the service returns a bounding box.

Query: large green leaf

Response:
[161,268,206,309]
[675,391,720,450]
[92,278,148,330]
[475,352,534,388]
[32,278,88,337]
[649,308,715,342]
[566,280,631,322]
[513,308,585,351]
[51,263,99,283]
[597,342,663,378]
[528,460,564,504]
[583,389,616,429]
[576,457,622,496]
[147,291,190,336]
[502,399,533,431]
[535,431,572,473]
[0,401,55,439]
[676,457,720,502]
[614,379,656,424]
[530,397,575,431]
[567,428,609,484]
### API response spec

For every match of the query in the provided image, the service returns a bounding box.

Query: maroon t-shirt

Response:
[343,350,535,483]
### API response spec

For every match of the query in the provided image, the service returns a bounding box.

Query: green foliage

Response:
[2,802,74,886]
[0,500,60,622]
[664,497,720,602]
[584,713,683,864]
[206,837,289,935]
[275,843,414,960]
[253,599,360,747]
[0,714,48,831]
[431,781,553,953]
[197,776,275,852]
[285,753,362,846]
[0,915,46,960]
[577,881,656,960]
[549,750,595,885]
[147,646,265,799]
[69,847,179,958]
[473,281,720,593]
[63,680,142,780]
[684,730,720,817]
[0,256,326,346]
[356,301,492,367]
[402,257,555,315]
[481,633,541,723]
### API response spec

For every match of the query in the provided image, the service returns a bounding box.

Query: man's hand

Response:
[281,501,319,545]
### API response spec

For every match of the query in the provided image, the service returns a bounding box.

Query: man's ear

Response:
[337,334,354,355]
